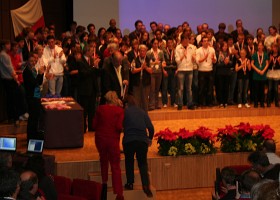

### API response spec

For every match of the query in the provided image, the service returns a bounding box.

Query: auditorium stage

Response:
[1,106,280,190]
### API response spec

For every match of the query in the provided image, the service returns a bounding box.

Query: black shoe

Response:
[260,103,265,108]
[143,186,153,198]
[254,103,258,108]
[276,102,279,107]
[101,184,107,200]
[267,102,271,107]
[148,108,154,111]
[177,105,183,110]
[125,183,133,190]
[188,105,195,110]
[155,106,161,110]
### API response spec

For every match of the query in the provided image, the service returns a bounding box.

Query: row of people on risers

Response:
[93,91,154,200]
[212,139,280,200]
[0,153,57,200]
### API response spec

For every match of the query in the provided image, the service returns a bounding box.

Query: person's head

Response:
[70,21,77,31]
[202,23,209,31]
[22,27,34,40]
[236,19,243,28]
[119,42,128,53]
[220,41,228,53]
[48,28,55,37]
[139,44,148,58]
[97,27,106,38]
[20,171,39,196]
[141,31,149,42]
[124,95,137,107]
[34,45,44,57]
[15,36,25,49]
[240,49,247,58]
[87,23,96,35]
[251,180,280,200]
[112,51,123,67]
[0,169,20,199]
[74,49,82,61]
[158,23,163,31]
[115,28,122,39]
[27,52,37,68]
[201,36,209,48]
[206,29,214,39]
[109,18,117,28]
[239,169,261,194]
[131,39,139,51]
[180,34,189,47]
[164,24,170,34]
[10,41,19,54]
[248,151,270,173]
[104,91,122,106]
[135,20,143,32]
[257,41,265,52]
[150,38,159,50]
[269,26,278,36]
[197,25,203,34]
[182,21,189,30]
[256,28,264,36]
[246,34,254,45]
[108,41,119,55]
[0,40,11,52]
[221,167,236,187]
[271,43,279,54]
[155,30,162,40]
[189,34,196,45]
[150,21,158,33]
[218,23,226,33]
[227,36,234,46]
[75,26,85,36]
[0,152,12,170]
[80,32,89,43]
[237,33,245,44]
[263,139,276,153]
[83,45,94,57]
[166,37,174,49]
[46,35,55,49]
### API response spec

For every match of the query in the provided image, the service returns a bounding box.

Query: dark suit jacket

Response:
[22,39,34,62]
[101,56,129,100]
[77,57,99,96]
[23,64,44,98]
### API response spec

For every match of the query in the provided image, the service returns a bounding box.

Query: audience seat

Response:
[58,194,87,200]
[53,175,72,195]
[227,165,252,175]
[72,179,102,200]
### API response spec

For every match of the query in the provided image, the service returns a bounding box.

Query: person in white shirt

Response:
[196,36,217,106]
[43,35,66,97]
[175,35,196,110]
[262,140,280,165]
[264,26,279,51]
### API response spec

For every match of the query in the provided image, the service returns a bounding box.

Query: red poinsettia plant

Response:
[217,122,275,153]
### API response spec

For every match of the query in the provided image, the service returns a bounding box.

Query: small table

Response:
[41,98,84,149]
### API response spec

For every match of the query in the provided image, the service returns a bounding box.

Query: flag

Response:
[11,0,45,37]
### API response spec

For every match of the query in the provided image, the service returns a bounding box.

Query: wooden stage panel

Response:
[149,153,250,190]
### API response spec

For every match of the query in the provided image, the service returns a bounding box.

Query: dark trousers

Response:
[253,80,266,105]
[217,74,230,105]
[268,79,279,104]
[2,79,19,121]
[162,69,176,105]
[78,94,96,132]
[123,141,150,187]
[27,97,41,140]
[198,71,214,106]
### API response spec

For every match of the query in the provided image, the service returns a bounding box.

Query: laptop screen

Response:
[27,139,44,153]
[0,137,17,152]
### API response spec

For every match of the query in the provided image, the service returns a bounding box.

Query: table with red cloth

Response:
[41,97,84,149]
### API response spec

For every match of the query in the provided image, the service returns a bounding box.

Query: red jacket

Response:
[93,104,124,139]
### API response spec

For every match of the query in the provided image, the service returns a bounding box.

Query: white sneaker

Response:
[23,113,29,119]
[238,104,242,108]
[245,103,250,108]
[173,103,178,108]
[163,104,167,108]
[219,104,224,108]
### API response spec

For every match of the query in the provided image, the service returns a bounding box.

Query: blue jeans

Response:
[237,78,249,104]
[48,75,63,96]
[162,69,176,105]
[177,71,193,107]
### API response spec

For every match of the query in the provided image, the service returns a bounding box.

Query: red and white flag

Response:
[11,0,45,36]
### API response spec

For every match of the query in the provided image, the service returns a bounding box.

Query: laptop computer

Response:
[27,139,44,155]
[0,137,17,152]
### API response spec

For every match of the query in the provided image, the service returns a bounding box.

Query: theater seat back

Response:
[72,178,102,200]
[53,175,72,195]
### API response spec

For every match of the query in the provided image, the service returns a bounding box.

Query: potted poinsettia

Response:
[155,128,178,156]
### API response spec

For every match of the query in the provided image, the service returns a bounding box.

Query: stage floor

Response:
[14,109,280,163]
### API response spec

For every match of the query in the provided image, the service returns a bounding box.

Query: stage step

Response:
[88,170,151,188]
[0,121,27,135]
[148,106,280,121]
[107,185,156,200]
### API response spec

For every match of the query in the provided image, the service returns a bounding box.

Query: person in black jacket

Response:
[77,45,100,132]
[23,52,46,140]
